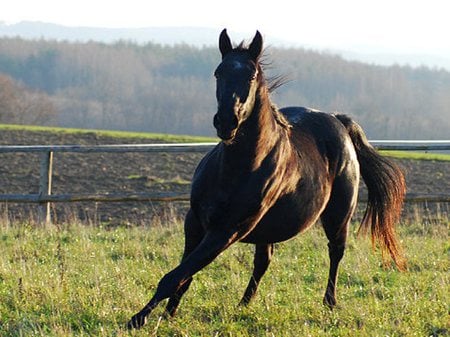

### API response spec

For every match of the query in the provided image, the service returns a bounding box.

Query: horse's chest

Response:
[192,175,262,229]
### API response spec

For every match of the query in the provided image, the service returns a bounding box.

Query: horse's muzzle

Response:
[214,113,238,142]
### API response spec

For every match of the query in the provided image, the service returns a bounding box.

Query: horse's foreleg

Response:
[239,243,274,305]
[127,229,239,329]
[164,277,193,318]
[164,210,204,317]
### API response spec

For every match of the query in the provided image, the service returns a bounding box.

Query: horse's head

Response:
[213,29,263,143]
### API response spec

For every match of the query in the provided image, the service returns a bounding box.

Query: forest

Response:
[0,37,449,139]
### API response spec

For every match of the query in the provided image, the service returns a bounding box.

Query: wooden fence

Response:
[0,141,449,223]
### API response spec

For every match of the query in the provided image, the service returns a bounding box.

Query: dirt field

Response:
[0,129,448,225]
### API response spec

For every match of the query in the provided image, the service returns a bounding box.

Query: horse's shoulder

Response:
[192,144,221,182]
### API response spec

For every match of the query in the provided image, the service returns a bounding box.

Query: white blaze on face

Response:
[232,61,244,70]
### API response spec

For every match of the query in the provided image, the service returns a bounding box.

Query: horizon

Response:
[2,0,449,64]
[1,21,450,71]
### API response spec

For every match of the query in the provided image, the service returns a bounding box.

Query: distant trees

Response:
[269,49,450,139]
[0,73,57,125]
[0,37,449,139]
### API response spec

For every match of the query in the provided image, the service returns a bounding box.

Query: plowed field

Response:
[0,129,448,225]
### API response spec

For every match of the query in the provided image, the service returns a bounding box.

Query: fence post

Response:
[38,151,53,225]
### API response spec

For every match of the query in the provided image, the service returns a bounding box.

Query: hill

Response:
[0,21,221,46]
[0,36,450,139]
[2,21,449,69]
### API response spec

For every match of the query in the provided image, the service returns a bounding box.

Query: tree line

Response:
[0,37,449,139]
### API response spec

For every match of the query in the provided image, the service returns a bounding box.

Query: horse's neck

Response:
[224,88,284,171]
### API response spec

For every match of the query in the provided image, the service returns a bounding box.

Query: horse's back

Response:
[280,106,319,125]
[280,106,357,172]
[280,106,347,143]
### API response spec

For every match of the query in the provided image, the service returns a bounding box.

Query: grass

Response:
[0,218,448,336]
[0,123,217,143]
[381,150,450,162]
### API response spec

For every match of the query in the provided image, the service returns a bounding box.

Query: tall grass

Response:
[0,213,448,336]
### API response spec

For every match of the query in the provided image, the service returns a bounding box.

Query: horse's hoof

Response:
[323,295,337,309]
[127,313,147,330]
[238,297,251,307]
[163,308,178,319]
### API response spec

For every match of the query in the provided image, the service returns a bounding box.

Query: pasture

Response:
[0,216,447,336]
[0,125,448,335]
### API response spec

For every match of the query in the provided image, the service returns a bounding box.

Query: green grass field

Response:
[0,124,217,144]
[380,150,450,162]
[0,218,447,336]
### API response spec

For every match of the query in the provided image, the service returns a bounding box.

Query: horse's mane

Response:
[271,102,291,129]
[232,40,291,130]
[233,41,289,93]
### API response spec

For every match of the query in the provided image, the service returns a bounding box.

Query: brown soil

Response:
[0,130,448,225]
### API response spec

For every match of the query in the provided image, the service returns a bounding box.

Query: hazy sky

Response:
[2,0,449,54]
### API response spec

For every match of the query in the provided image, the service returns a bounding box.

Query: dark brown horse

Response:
[127,29,406,329]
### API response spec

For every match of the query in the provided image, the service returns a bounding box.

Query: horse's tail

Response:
[335,114,406,270]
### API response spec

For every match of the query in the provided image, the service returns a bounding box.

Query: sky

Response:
[2,0,449,55]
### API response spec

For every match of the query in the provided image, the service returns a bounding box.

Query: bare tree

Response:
[0,73,57,125]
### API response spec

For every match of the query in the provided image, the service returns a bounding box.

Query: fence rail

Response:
[1,140,449,153]
[0,141,449,223]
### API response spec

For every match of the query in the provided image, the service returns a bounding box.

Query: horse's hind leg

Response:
[320,173,358,308]
[239,243,274,305]
[165,210,204,317]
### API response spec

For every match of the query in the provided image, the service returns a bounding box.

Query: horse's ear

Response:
[248,30,263,61]
[219,29,233,58]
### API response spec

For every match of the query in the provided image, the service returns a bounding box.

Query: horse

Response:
[127,29,406,329]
